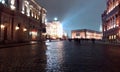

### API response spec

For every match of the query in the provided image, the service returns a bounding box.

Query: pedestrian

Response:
[78,39,81,44]
[91,38,95,44]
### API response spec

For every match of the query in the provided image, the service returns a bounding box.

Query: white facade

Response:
[46,21,64,39]
[72,29,103,40]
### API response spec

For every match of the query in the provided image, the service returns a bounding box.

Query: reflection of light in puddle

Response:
[46,41,65,71]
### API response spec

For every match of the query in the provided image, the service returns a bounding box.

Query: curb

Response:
[0,42,40,48]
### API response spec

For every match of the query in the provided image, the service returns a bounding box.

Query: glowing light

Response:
[29,31,37,36]
[15,26,19,30]
[54,17,58,21]
[1,24,5,29]
[2,0,5,4]
[21,3,25,14]
[23,28,27,32]
[10,0,16,10]
[29,31,38,40]
[10,5,16,10]
[72,30,102,39]
[21,11,24,14]
[32,32,37,35]
[27,7,30,17]
[27,13,30,17]
[31,13,33,17]
[11,0,15,5]
[46,21,64,39]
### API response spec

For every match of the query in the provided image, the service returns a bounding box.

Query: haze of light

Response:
[37,0,106,37]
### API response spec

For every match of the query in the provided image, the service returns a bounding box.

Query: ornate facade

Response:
[102,0,120,42]
[46,20,64,39]
[0,0,47,43]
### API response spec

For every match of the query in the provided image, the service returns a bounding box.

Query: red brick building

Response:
[0,0,47,43]
[102,0,120,42]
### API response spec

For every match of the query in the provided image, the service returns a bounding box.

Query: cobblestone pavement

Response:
[1,41,120,72]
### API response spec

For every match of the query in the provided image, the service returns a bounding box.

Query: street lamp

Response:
[23,28,27,32]
[15,26,19,30]
[54,17,58,21]
[1,24,5,29]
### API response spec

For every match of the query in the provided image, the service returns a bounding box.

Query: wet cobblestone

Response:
[0,41,120,72]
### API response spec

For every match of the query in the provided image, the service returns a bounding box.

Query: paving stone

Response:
[0,41,120,72]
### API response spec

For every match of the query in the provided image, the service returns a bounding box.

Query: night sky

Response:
[37,0,106,37]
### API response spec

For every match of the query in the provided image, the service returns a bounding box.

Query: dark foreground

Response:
[0,41,120,72]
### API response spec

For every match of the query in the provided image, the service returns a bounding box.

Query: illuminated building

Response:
[46,20,64,39]
[102,0,120,42]
[72,29,102,40]
[0,0,47,43]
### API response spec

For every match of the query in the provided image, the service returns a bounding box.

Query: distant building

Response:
[71,29,102,40]
[46,20,65,39]
[102,0,120,42]
[0,0,47,43]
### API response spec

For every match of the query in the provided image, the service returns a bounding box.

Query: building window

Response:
[114,35,116,39]
[112,35,114,39]
[16,0,20,10]
[76,32,80,36]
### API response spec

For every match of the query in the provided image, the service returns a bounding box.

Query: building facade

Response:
[46,20,64,39]
[0,0,47,43]
[71,29,102,40]
[102,0,120,42]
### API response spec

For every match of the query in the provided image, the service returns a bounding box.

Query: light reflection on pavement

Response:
[0,41,120,72]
